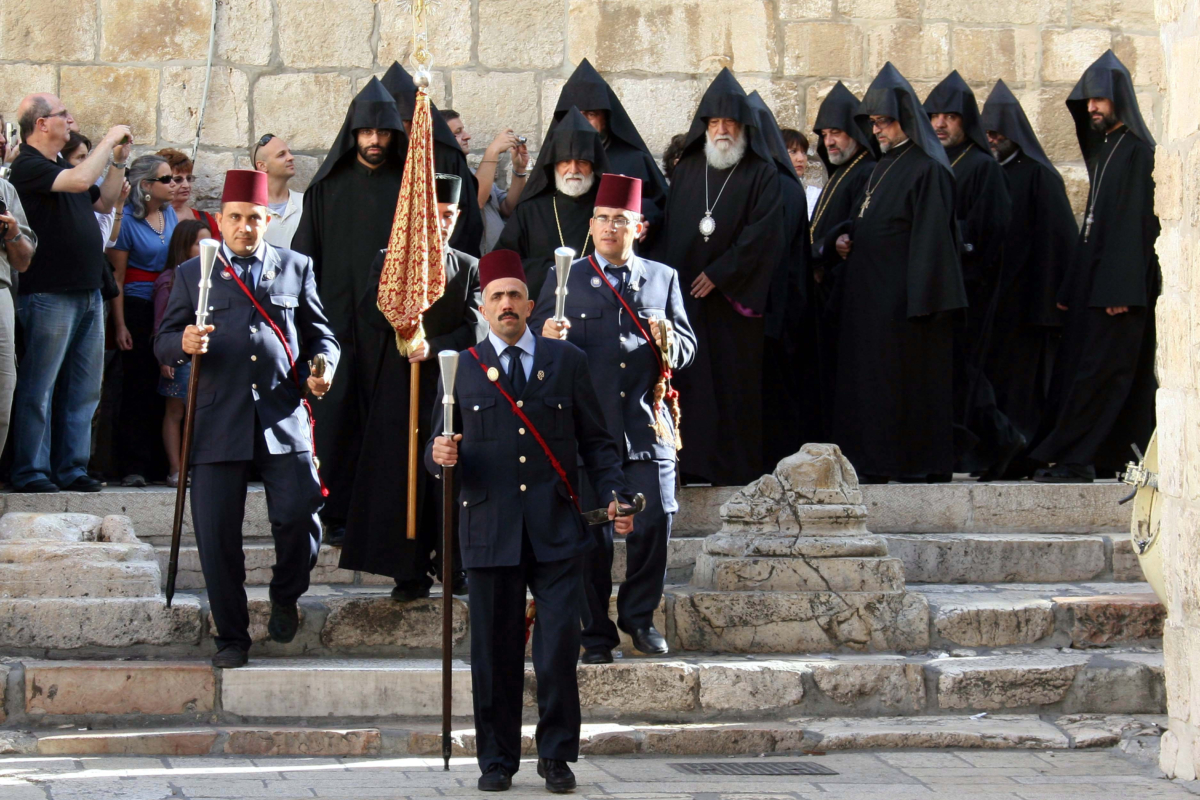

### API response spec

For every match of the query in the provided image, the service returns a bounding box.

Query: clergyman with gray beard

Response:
[651,68,786,487]
[496,106,610,300]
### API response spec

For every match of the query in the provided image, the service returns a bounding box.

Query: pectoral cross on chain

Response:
[858,195,870,218]
[1083,213,1094,242]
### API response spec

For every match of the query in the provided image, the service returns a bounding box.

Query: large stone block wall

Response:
[0,0,1161,212]
[1154,0,1200,782]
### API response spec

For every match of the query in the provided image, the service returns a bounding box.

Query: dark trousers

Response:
[581,458,675,650]
[191,420,324,652]
[117,295,165,477]
[467,532,583,775]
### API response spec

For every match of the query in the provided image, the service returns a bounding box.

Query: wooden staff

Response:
[437,349,460,770]
[407,359,421,539]
[165,238,220,607]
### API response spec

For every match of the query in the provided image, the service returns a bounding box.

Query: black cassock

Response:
[832,141,966,479]
[496,106,609,301]
[1031,50,1160,475]
[338,248,485,584]
[1031,129,1159,473]
[291,78,406,526]
[985,153,1076,444]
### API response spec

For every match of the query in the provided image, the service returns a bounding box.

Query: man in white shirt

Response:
[254,134,303,249]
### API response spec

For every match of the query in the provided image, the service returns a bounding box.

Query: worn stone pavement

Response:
[0,749,1195,800]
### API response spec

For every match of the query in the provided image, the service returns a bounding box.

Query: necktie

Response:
[504,345,527,396]
[606,265,628,295]
[233,256,256,291]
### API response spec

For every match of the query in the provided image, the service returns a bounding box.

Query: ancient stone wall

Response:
[0,0,1161,211]
[1154,0,1200,781]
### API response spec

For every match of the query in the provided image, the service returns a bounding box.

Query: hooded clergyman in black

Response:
[653,68,784,486]
[807,82,878,437]
[747,90,813,465]
[496,107,610,300]
[831,63,967,482]
[291,77,407,538]
[381,62,485,257]
[1032,50,1160,482]
[924,71,1025,480]
[550,59,669,247]
[979,80,1078,467]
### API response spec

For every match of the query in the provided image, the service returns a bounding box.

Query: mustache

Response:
[562,173,584,181]
[498,312,518,320]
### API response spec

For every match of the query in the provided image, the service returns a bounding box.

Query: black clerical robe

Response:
[496,186,596,302]
[983,153,1076,445]
[657,151,783,485]
[291,158,404,524]
[339,248,486,582]
[605,138,668,246]
[806,151,875,438]
[832,142,967,479]
[436,144,484,257]
[1031,129,1159,473]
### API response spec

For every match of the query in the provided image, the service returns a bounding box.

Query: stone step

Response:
[915,582,1165,649]
[2,581,1163,658]
[1,649,1163,729]
[886,532,1145,583]
[152,533,709,590]
[3,480,1131,548]
[0,713,1167,756]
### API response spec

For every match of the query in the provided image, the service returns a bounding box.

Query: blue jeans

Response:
[12,290,104,487]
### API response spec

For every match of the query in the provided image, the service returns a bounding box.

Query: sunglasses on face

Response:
[147,175,176,185]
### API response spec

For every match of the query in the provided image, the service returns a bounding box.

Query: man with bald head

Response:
[8,93,130,493]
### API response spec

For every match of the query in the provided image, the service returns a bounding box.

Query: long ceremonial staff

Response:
[437,349,459,770]
[165,238,220,607]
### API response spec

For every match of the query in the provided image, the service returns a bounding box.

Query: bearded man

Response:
[653,68,784,486]
[496,107,610,300]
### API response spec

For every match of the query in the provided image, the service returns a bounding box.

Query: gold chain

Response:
[950,142,974,168]
[809,150,866,244]
[553,196,591,256]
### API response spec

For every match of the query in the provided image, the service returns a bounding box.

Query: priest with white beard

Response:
[653,69,785,486]
[497,106,610,300]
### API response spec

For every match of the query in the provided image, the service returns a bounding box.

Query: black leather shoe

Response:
[267,601,299,643]
[477,764,513,792]
[628,626,669,655]
[324,524,346,547]
[1034,463,1096,483]
[580,646,614,664]
[391,580,431,603]
[451,571,469,596]
[61,475,103,492]
[16,478,60,493]
[537,758,576,793]
[978,433,1028,483]
[212,645,248,669]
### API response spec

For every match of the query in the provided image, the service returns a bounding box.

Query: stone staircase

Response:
[0,471,1168,759]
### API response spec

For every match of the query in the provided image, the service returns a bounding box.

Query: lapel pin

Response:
[487,367,500,382]
[220,269,233,280]
[263,270,276,281]
[590,276,602,288]
[537,370,545,380]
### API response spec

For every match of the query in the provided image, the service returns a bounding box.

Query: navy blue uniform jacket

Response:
[424,335,628,569]
[154,243,340,465]
[530,254,696,463]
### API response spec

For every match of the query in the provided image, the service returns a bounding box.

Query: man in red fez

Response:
[428,249,636,793]
[154,169,340,669]
[532,174,696,663]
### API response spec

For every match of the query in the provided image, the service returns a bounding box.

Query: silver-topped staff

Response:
[553,246,575,324]
[437,349,460,771]
[165,238,220,607]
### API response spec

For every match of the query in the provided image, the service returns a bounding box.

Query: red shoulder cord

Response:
[466,346,580,512]
[586,255,679,407]
[218,255,328,497]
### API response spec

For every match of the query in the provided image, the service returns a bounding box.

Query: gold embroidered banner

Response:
[377,85,445,356]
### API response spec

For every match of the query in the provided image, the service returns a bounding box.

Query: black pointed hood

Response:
[812,81,879,172]
[380,61,465,154]
[310,76,405,186]
[519,106,610,205]
[681,68,774,165]
[980,79,1059,176]
[923,70,991,155]
[857,62,952,173]
[746,91,799,184]
[552,59,655,159]
[1066,49,1155,158]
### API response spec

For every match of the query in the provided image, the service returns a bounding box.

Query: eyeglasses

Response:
[169,175,197,184]
[870,117,897,130]
[592,215,635,229]
[147,175,176,184]
[40,109,70,121]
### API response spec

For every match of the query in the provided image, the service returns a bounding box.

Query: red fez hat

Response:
[220,169,269,206]
[478,249,526,289]
[595,173,642,214]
